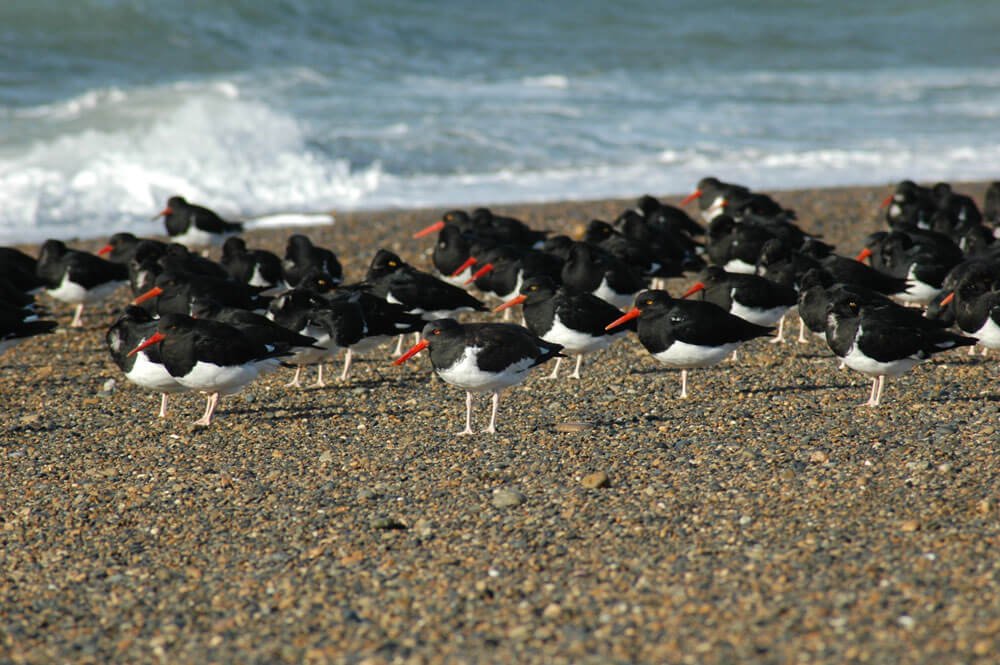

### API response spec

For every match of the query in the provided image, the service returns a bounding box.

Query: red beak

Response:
[879,194,893,209]
[393,338,429,365]
[855,247,873,263]
[939,291,955,306]
[605,307,640,331]
[97,244,113,256]
[680,189,702,206]
[132,286,164,305]
[413,220,446,239]
[465,262,494,285]
[494,294,527,313]
[152,206,172,221]
[450,256,478,277]
[682,282,706,299]
[128,331,166,357]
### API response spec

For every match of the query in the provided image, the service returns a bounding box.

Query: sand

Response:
[2,182,998,664]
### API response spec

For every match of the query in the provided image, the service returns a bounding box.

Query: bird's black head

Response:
[584,220,615,243]
[222,236,248,258]
[421,318,461,340]
[633,289,675,311]
[519,274,558,302]
[166,195,188,208]
[367,249,405,278]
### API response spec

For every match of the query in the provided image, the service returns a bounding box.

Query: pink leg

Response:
[456,392,475,436]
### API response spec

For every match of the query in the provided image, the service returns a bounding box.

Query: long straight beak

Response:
[97,244,113,256]
[128,331,166,356]
[494,294,526,313]
[393,339,429,365]
[855,247,873,262]
[682,282,706,298]
[152,207,172,221]
[132,286,164,305]
[450,256,477,277]
[879,194,893,208]
[465,262,494,285]
[940,291,955,306]
[413,220,446,239]
[605,307,640,331]
[680,189,702,206]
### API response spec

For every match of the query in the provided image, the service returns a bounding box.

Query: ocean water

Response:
[2,0,999,243]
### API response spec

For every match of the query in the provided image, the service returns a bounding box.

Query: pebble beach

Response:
[3,183,999,664]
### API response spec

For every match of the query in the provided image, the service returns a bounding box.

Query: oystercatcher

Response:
[464,245,563,319]
[220,237,284,293]
[366,249,487,322]
[394,319,563,435]
[560,241,645,309]
[127,313,291,426]
[154,196,243,249]
[132,269,271,317]
[35,239,128,327]
[97,233,167,264]
[282,234,343,289]
[683,266,797,342]
[0,247,45,295]
[941,266,1000,352]
[824,293,975,407]
[412,221,485,287]
[0,303,57,356]
[856,230,961,305]
[265,289,347,387]
[106,306,186,417]
[495,275,631,379]
[605,290,773,398]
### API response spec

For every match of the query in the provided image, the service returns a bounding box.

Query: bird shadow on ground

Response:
[738,381,853,395]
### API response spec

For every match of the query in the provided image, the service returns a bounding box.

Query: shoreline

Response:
[5,178,994,250]
[4,180,999,663]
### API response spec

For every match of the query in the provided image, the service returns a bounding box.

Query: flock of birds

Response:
[3,180,1000,434]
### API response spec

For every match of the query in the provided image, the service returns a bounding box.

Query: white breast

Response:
[436,346,536,392]
[652,339,738,369]
[177,361,262,394]
[126,353,187,393]
[47,273,124,304]
[541,313,616,355]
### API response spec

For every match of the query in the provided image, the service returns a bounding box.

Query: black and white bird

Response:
[35,239,128,327]
[106,306,187,418]
[394,319,563,435]
[220,237,284,293]
[127,313,291,426]
[682,266,798,342]
[154,196,243,249]
[824,293,975,406]
[365,249,488,325]
[941,266,1000,353]
[282,234,343,289]
[605,290,773,398]
[0,302,57,356]
[495,275,631,380]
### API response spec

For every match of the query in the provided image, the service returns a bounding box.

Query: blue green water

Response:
[2,1,999,241]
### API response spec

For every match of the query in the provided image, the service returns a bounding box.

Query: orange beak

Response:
[450,256,477,277]
[880,194,893,208]
[855,247,873,263]
[128,331,166,357]
[413,220,446,239]
[97,244,113,256]
[682,282,706,298]
[940,291,955,306]
[680,189,702,206]
[152,206,172,221]
[465,262,494,285]
[605,307,640,331]
[494,294,527,313]
[393,338,429,365]
[132,286,164,305]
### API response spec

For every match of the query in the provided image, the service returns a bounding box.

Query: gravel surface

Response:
[2,184,998,664]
